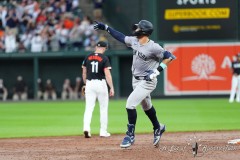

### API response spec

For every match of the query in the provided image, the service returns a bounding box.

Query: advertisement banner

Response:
[164,42,240,95]
[158,0,238,40]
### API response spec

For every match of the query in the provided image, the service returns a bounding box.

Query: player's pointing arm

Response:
[94,21,126,44]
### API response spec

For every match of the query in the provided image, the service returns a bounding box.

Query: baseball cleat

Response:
[84,131,91,138]
[100,132,111,137]
[120,124,135,148]
[153,124,166,147]
[120,135,135,148]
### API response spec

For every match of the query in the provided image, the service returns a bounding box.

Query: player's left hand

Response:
[93,21,108,30]
[146,69,160,81]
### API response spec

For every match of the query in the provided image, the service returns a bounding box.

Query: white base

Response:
[228,139,240,144]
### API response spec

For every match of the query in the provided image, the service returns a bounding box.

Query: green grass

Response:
[0,98,239,138]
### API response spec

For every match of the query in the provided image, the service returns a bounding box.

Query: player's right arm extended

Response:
[94,21,126,44]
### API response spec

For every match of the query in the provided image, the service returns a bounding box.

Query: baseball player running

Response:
[94,20,176,148]
[229,53,240,103]
[82,41,114,138]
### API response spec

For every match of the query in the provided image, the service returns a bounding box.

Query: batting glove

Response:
[94,21,108,30]
[146,69,160,81]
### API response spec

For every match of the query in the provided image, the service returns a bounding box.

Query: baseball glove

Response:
[81,85,86,97]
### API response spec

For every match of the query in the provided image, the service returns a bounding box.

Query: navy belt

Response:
[134,76,147,80]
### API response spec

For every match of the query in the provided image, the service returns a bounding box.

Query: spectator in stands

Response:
[69,18,83,50]
[93,0,104,21]
[72,0,79,11]
[20,10,33,34]
[41,26,50,52]
[5,30,17,53]
[0,26,5,52]
[37,78,44,100]
[63,14,74,30]
[56,22,69,50]
[0,79,8,101]
[36,10,47,25]
[65,0,73,12]
[0,5,8,29]
[73,77,84,99]
[61,78,74,100]
[32,1,41,22]
[80,16,93,38]
[59,0,67,13]
[31,30,43,52]
[35,20,45,33]
[49,0,56,9]
[53,1,62,15]
[84,31,99,51]
[13,75,28,101]
[24,0,36,16]
[20,29,33,51]
[14,0,26,23]
[0,0,100,53]
[49,29,59,51]
[80,17,98,51]
[43,79,57,100]
[5,9,18,36]
[46,9,58,27]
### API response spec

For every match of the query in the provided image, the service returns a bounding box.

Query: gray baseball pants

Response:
[126,76,157,111]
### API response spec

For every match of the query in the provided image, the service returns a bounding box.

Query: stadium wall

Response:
[0,50,164,99]
[2,41,239,100]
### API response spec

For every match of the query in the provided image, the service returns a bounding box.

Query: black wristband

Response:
[157,66,163,72]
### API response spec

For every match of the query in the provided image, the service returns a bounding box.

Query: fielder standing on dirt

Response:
[229,53,240,103]
[94,20,176,148]
[82,41,114,138]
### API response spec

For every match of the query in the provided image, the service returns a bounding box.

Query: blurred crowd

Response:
[0,0,107,53]
[0,76,85,101]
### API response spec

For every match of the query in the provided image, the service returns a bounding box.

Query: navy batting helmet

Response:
[132,20,153,36]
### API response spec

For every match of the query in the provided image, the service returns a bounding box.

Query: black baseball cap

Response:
[96,41,108,48]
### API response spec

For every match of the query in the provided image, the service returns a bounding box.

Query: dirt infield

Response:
[0,131,240,160]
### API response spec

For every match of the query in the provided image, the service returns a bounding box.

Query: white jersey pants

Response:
[83,79,109,134]
[229,75,240,102]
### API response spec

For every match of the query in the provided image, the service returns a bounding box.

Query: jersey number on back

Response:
[91,61,98,73]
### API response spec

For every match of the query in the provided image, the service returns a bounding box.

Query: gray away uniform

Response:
[125,36,165,110]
